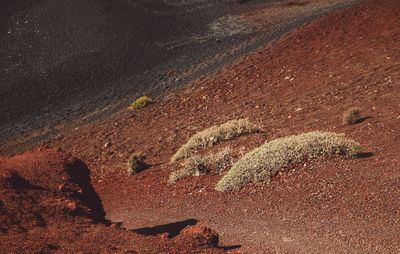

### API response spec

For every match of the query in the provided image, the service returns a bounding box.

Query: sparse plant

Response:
[170,119,261,162]
[215,131,360,191]
[168,147,234,184]
[127,153,148,175]
[168,168,192,185]
[129,96,152,110]
[343,107,361,125]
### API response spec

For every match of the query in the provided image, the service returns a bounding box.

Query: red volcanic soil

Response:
[2,0,400,253]
[0,147,224,253]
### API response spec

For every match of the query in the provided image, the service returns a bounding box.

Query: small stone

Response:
[58,183,67,191]
[179,225,219,247]
[66,201,77,212]
[110,223,120,229]
[158,232,170,239]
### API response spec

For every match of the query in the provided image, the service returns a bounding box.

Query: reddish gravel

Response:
[2,0,400,253]
[0,147,225,253]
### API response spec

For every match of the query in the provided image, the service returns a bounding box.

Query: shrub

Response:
[129,96,152,110]
[170,119,261,162]
[168,147,234,184]
[127,153,148,175]
[343,107,361,125]
[215,131,360,191]
[168,168,192,185]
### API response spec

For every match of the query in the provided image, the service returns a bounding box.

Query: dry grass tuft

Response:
[168,147,234,184]
[170,119,260,162]
[343,107,361,125]
[129,96,152,110]
[215,131,360,191]
[127,153,148,175]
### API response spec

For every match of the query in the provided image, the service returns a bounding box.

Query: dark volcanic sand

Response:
[0,0,358,147]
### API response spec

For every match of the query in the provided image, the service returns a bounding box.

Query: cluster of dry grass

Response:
[170,119,261,162]
[343,107,361,125]
[127,153,147,175]
[215,131,360,191]
[169,147,234,184]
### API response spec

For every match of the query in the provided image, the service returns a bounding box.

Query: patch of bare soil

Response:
[2,0,400,252]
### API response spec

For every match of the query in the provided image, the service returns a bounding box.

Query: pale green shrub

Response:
[169,147,233,184]
[170,119,260,162]
[215,131,360,191]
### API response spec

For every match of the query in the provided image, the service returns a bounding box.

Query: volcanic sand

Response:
[1,0,400,253]
[0,0,357,145]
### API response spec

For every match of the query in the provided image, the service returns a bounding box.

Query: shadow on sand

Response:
[132,218,242,250]
[133,218,198,238]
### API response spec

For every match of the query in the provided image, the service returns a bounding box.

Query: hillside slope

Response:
[0,0,358,145]
[1,0,400,252]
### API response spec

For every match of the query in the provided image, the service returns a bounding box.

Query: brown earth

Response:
[1,0,400,253]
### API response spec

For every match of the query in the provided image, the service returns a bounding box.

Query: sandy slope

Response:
[1,0,400,253]
[0,0,357,146]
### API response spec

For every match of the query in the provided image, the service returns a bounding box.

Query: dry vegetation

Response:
[170,119,261,162]
[215,131,360,191]
[169,147,234,184]
[343,107,361,125]
[129,96,152,110]
[127,152,148,175]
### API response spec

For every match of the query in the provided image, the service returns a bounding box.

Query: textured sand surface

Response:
[0,0,357,144]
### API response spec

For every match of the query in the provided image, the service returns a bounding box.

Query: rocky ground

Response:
[1,0,400,253]
[0,147,225,253]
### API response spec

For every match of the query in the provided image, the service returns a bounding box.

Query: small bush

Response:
[168,147,234,184]
[215,131,360,191]
[127,153,148,175]
[343,107,361,125]
[170,119,261,162]
[168,168,192,185]
[129,96,152,110]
